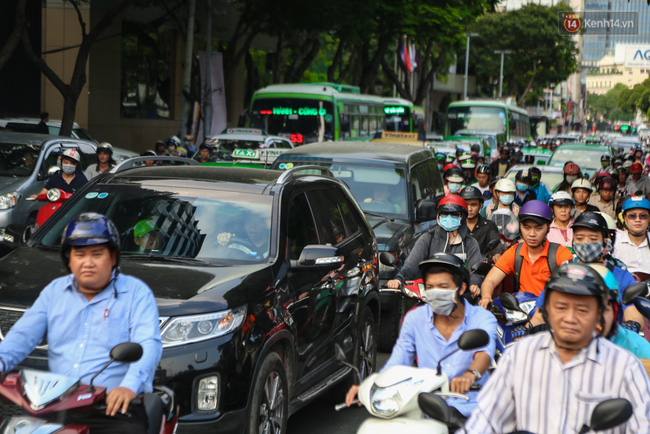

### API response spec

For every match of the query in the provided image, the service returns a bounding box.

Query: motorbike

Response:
[334,329,489,433]
[0,343,178,434]
[487,208,520,247]
[490,292,538,360]
[419,392,633,433]
[26,188,73,232]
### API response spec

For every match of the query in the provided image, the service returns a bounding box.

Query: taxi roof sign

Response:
[226,128,263,135]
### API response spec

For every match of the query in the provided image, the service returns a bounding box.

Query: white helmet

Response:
[571,178,593,193]
[62,148,81,163]
[495,178,516,193]
[549,191,574,207]
[596,211,617,232]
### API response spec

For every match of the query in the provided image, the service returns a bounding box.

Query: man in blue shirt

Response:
[0,213,162,433]
[345,253,497,419]
[529,167,551,204]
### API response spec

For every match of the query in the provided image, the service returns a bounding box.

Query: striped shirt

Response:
[465,332,650,433]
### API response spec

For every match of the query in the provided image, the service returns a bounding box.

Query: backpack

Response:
[512,242,560,291]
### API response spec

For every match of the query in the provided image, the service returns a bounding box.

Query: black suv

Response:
[0,163,379,433]
[272,141,444,351]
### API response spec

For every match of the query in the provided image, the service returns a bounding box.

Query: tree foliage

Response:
[468,3,579,105]
[618,78,650,119]
[586,83,634,123]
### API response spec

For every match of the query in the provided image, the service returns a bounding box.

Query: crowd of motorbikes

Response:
[332,251,650,433]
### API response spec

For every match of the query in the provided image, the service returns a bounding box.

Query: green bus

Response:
[248,83,386,145]
[444,99,531,143]
[383,97,425,133]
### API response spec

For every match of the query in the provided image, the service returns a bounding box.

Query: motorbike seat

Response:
[144,393,164,434]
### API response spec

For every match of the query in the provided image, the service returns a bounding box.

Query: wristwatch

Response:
[467,369,482,380]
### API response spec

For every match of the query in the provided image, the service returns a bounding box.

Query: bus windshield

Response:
[385,106,411,132]
[250,98,334,144]
[446,106,506,136]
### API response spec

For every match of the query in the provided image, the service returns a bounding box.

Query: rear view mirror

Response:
[418,393,451,424]
[457,329,489,350]
[634,297,650,321]
[379,252,398,268]
[415,199,437,223]
[622,281,650,305]
[578,399,632,433]
[499,293,522,313]
[471,261,491,277]
[292,245,343,269]
[110,342,143,363]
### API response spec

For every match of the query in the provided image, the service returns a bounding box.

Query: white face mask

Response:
[62,163,76,175]
[423,288,458,316]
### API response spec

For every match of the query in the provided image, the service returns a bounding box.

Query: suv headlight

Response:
[160,307,246,347]
[0,192,22,210]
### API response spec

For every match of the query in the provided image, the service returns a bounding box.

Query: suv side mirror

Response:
[415,199,437,223]
[291,245,343,269]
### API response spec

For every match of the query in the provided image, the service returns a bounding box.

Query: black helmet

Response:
[476,164,490,174]
[444,167,465,182]
[515,169,530,182]
[61,213,120,271]
[543,262,608,309]
[470,144,481,153]
[573,211,608,238]
[419,252,470,287]
[601,155,610,162]
[460,186,484,203]
[199,142,212,151]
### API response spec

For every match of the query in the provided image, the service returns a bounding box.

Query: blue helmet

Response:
[61,213,120,270]
[621,196,650,214]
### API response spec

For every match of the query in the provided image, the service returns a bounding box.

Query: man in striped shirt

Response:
[465,263,650,433]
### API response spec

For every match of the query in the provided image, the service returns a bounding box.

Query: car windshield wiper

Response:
[124,254,211,265]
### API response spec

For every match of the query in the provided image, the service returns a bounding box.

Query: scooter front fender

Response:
[357,415,448,434]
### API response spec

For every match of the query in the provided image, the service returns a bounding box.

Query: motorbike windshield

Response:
[38,182,274,264]
[0,143,41,177]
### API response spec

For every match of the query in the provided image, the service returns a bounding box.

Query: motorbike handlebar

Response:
[334,399,359,411]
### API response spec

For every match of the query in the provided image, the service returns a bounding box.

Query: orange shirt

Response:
[495,240,573,296]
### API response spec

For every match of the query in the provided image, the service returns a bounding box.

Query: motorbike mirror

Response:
[470,261,491,277]
[418,392,450,424]
[633,297,650,321]
[457,329,489,351]
[499,292,522,312]
[622,281,650,305]
[110,342,143,363]
[578,398,633,434]
[415,199,437,223]
[334,343,360,381]
[379,252,398,268]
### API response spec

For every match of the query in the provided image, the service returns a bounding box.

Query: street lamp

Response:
[494,50,512,98]
[464,33,479,100]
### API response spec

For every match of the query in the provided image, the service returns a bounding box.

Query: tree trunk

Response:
[291,37,320,83]
[327,39,345,83]
[358,33,391,93]
[518,62,537,107]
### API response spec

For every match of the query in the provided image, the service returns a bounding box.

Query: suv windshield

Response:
[0,143,41,176]
[38,182,273,264]
[281,163,407,218]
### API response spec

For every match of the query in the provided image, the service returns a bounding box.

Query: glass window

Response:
[0,143,41,177]
[308,189,347,245]
[446,106,507,136]
[287,192,319,259]
[120,21,175,119]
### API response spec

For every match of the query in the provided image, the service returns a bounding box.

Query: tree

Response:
[586,83,634,123]
[469,3,579,105]
[618,78,650,117]
[0,0,27,71]
[20,0,137,136]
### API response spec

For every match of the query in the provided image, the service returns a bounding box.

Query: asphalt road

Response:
[287,352,390,434]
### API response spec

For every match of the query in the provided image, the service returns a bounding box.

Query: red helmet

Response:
[442,163,458,172]
[564,163,580,175]
[595,172,612,179]
[599,178,616,191]
[631,162,644,174]
[438,194,468,217]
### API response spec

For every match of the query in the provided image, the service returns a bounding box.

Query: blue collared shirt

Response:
[382,300,497,417]
[0,272,162,395]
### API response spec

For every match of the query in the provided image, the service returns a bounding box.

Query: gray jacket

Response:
[396,223,484,287]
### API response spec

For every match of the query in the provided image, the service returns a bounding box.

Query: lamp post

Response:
[494,50,512,98]
[463,33,479,100]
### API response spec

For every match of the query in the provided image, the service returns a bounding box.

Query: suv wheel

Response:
[377,297,405,352]
[355,307,377,381]
[248,352,288,434]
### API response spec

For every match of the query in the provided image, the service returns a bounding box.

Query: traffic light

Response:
[620,125,629,132]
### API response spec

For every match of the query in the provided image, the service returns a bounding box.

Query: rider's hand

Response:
[217,232,233,246]
[450,372,476,394]
[478,297,492,309]
[105,386,136,416]
[345,384,362,407]
[387,279,401,289]
[491,253,502,263]
[469,285,481,297]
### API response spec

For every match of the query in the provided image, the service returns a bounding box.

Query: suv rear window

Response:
[38,182,274,264]
[0,143,40,176]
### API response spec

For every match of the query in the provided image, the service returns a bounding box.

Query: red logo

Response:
[563,14,581,33]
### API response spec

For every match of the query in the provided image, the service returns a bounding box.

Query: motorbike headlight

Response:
[45,188,61,202]
[0,192,22,210]
[160,307,246,348]
[520,300,537,316]
[504,309,528,323]
[2,416,63,433]
[369,378,417,418]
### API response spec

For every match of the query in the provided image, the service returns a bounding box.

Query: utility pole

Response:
[494,50,511,98]
[203,0,212,138]
[463,33,478,100]
[179,0,196,139]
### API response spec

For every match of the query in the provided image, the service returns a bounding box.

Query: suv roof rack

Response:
[276,165,334,185]
[110,156,200,174]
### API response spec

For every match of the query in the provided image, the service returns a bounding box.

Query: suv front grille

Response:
[0,308,47,349]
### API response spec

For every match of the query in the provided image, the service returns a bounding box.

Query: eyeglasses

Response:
[440,212,463,218]
[626,213,650,221]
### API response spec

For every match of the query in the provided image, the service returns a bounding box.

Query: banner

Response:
[196,51,227,144]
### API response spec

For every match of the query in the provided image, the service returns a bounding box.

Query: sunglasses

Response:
[626,213,649,221]
[440,212,463,218]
